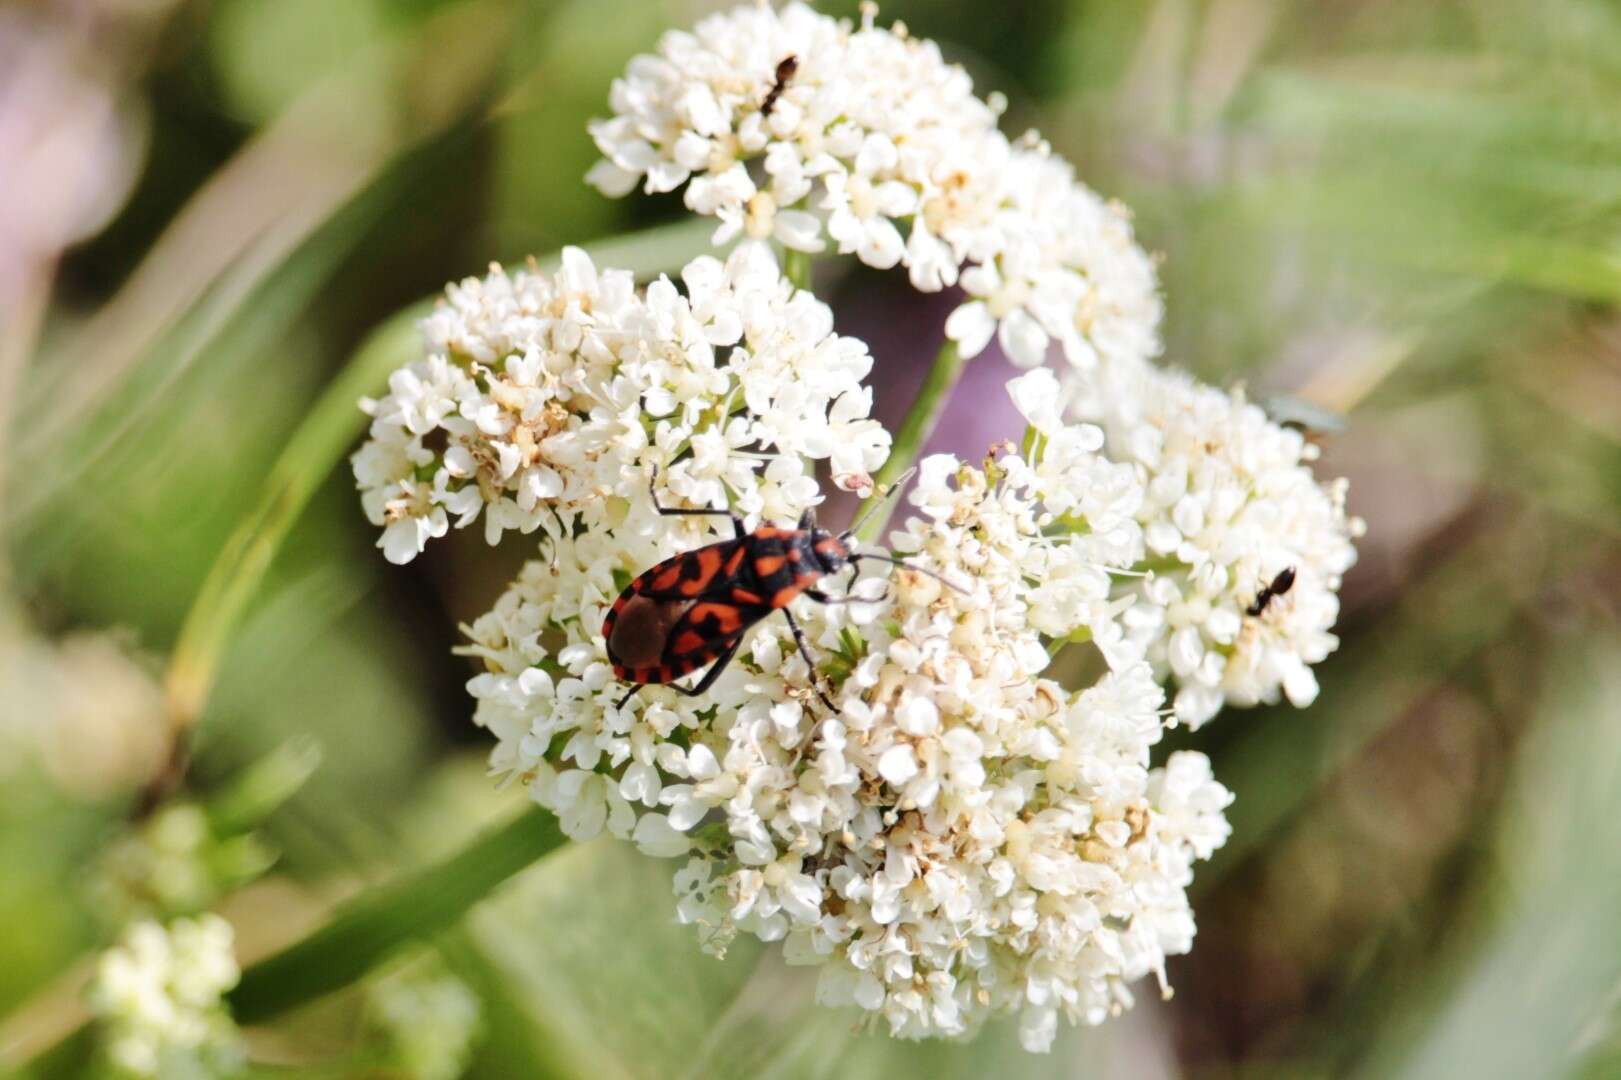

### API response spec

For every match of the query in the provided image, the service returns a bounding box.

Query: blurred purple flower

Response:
[0,9,149,303]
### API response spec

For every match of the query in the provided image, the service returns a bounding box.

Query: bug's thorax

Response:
[726,527,843,610]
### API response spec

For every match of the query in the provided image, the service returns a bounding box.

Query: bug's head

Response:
[810,528,853,574]
[796,507,852,573]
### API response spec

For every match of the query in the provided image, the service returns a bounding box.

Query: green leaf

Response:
[1362,636,1621,1079]
[466,839,1133,1079]
[229,806,565,1024]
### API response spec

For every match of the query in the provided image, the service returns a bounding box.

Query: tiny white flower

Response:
[943,300,996,359]
[894,696,939,736]
[366,950,483,1080]
[87,915,242,1078]
[633,813,692,857]
[877,744,919,785]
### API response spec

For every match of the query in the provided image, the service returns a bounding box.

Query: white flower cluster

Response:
[0,612,168,797]
[587,1,1162,370]
[1063,362,1364,727]
[352,242,889,564]
[366,951,483,1080]
[460,378,1231,1048]
[87,914,243,1079]
[353,2,1362,1052]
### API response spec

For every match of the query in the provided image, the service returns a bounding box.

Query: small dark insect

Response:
[1262,394,1346,436]
[605,469,955,710]
[1246,566,1297,617]
[760,55,798,116]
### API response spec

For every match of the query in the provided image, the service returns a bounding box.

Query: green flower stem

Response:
[1045,624,1093,660]
[855,339,965,543]
[781,247,814,291]
[230,806,565,1024]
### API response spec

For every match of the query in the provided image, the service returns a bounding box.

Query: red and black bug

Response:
[603,470,950,710]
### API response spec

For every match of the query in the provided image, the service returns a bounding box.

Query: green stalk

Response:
[781,247,814,291]
[855,340,965,543]
[230,806,565,1023]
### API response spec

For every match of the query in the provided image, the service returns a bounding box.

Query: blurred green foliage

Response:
[3,0,1620,1076]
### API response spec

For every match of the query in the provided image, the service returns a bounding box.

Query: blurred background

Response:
[3,0,1620,1076]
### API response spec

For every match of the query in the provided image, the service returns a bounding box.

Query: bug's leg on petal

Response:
[803,587,888,606]
[649,466,745,538]
[670,640,741,698]
[616,683,641,709]
[781,607,836,710]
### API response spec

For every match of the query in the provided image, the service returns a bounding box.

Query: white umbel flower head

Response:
[1054,362,1363,728]
[87,914,243,1078]
[588,2,1162,372]
[351,242,890,564]
[367,950,483,1080]
[946,142,1163,370]
[461,367,1230,1048]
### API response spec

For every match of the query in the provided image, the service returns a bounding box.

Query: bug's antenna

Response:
[841,467,917,542]
[850,552,969,595]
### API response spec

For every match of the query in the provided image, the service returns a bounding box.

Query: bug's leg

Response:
[616,683,641,709]
[780,607,836,710]
[649,467,745,538]
[803,587,888,606]
[669,641,741,698]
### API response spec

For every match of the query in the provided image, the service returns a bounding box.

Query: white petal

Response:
[877,744,918,785]
[1006,369,1063,433]
[895,696,939,736]
[774,210,827,253]
[998,307,1050,368]
[686,744,720,780]
[944,301,996,358]
[585,159,639,197]
[857,219,905,269]
[633,814,691,857]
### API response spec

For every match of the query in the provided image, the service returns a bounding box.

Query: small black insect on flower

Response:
[760,55,798,116]
[603,468,956,711]
[1246,566,1297,617]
